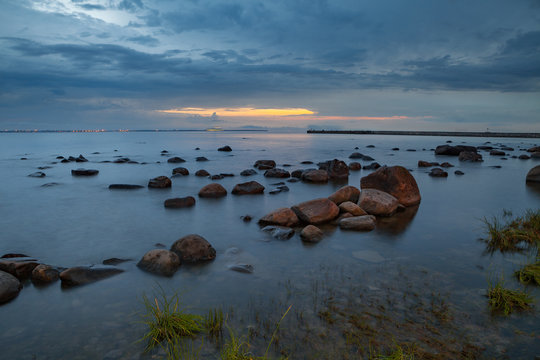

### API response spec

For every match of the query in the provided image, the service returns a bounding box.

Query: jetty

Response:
[307,130,540,139]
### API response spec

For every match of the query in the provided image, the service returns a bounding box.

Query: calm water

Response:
[0,131,539,359]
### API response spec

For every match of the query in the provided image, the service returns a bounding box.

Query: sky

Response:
[1,0,539,131]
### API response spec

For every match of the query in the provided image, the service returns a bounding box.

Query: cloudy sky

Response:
[1,0,539,131]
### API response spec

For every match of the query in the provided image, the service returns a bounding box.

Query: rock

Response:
[148,176,172,188]
[28,172,46,178]
[277,185,289,192]
[137,250,180,277]
[287,178,299,183]
[418,161,438,167]
[41,182,60,187]
[301,169,329,183]
[458,151,483,162]
[501,146,514,151]
[477,146,493,150]
[232,181,265,195]
[349,162,362,171]
[220,173,235,177]
[300,225,323,243]
[60,266,124,286]
[291,169,304,178]
[164,196,196,208]
[527,146,540,153]
[269,189,282,195]
[71,169,99,176]
[198,183,227,198]
[291,198,340,224]
[229,264,254,274]
[264,168,290,178]
[406,149,416,152]
[196,157,208,161]
[259,208,299,227]
[211,174,224,180]
[161,150,169,154]
[113,157,130,164]
[0,259,39,280]
[318,159,349,180]
[358,189,399,216]
[339,201,367,216]
[301,161,313,164]
[75,155,88,162]
[37,166,52,170]
[102,258,131,266]
[254,160,276,169]
[531,152,540,159]
[241,215,252,222]
[349,152,374,161]
[392,148,400,151]
[61,159,70,163]
[1,253,29,259]
[519,154,530,160]
[240,169,257,176]
[218,145,232,152]
[328,185,361,205]
[360,165,421,206]
[261,226,295,240]
[31,264,60,283]
[440,162,454,168]
[339,215,376,231]
[429,168,448,177]
[490,150,505,156]
[435,145,477,156]
[170,234,216,263]
[526,165,540,183]
[195,169,210,177]
[455,170,465,175]
[363,162,381,170]
[172,167,189,176]
[167,157,185,163]
[331,212,354,225]
[0,271,22,304]
[109,184,144,190]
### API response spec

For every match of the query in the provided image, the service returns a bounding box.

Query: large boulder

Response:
[291,198,340,224]
[198,183,227,198]
[301,169,329,183]
[458,151,483,162]
[339,215,376,231]
[339,201,367,216]
[300,225,324,243]
[0,271,22,304]
[264,168,290,178]
[435,145,477,156]
[148,176,172,188]
[328,185,361,205]
[137,249,180,277]
[358,189,399,216]
[164,196,196,208]
[526,165,540,183]
[60,266,124,287]
[0,258,39,280]
[259,208,299,227]
[232,181,265,195]
[318,159,349,180]
[31,264,60,283]
[170,234,216,262]
[360,166,421,206]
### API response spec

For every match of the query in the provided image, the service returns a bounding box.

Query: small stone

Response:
[195,169,210,177]
[300,225,323,243]
[28,172,46,178]
[454,170,465,175]
[167,157,186,163]
[172,167,189,176]
[429,168,448,177]
[148,176,172,188]
[109,184,144,190]
[218,145,232,152]
[31,264,60,283]
[198,183,227,198]
[196,157,208,161]
[164,196,196,208]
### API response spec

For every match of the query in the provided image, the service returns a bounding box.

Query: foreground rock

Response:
[435,145,477,156]
[0,258,39,280]
[164,196,196,208]
[261,226,295,240]
[318,159,349,180]
[232,181,265,195]
[360,166,421,206]
[259,208,299,227]
[71,169,99,176]
[109,184,144,190]
[339,215,376,231]
[526,165,540,183]
[170,234,216,262]
[291,198,340,224]
[198,183,227,198]
[358,189,399,216]
[301,169,329,183]
[31,264,60,283]
[328,185,360,205]
[300,225,323,243]
[148,176,172,188]
[339,201,367,216]
[137,250,180,276]
[60,266,124,286]
[0,271,22,304]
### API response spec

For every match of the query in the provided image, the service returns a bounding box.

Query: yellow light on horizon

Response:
[156,107,316,117]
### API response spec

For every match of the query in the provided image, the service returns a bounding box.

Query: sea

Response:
[0,131,539,359]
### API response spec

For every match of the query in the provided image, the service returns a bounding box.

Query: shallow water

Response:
[0,131,539,359]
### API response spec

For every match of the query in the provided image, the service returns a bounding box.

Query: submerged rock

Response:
[60,266,124,287]
[172,167,189,176]
[349,162,362,171]
[170,234,216,263]
[264,168,290,178]
[259,208,299,227]
[137,250,180,277]
[254,160,276,169]
[218,145,232,152]
[228,264,254,274]
[28,172,46,178]
[240,169,257,176]
[0,258,39,280]
[418,161,438,167]
[196,157,208,162]
[167,157,185,163]
[261,226,295,240]
[102,258,131,266]
[458,151,483,162]
[195,169,210,177]
[318,159,349,180]
[429,168,448,177]
[360,165,421,206]
[435,145,477,156]
[0,270,22,304]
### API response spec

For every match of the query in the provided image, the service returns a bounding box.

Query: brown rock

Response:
[526,165,540,183]
[300,225,324,243]
[358,189,399,216]
[259,208,299,227]
[331,212,354,225]
[31,264,60,283]
[328,185,361,205]
[291,198,340,224]
[195,169,210,177]
[360,166,420,206]
[527,146,540,153]
[170,234,216,262]
[418,160,438,167]
[429,168,448,177]
[198,183,227,198]
[318,159,349,179]
[0,259,39,280]
[0,270,22,304]
[458,151,483,162]
[60,266,124,286]
[172,167,189,176]
[264,168,290,178]
[301,169,329,183]
[137,249,180,277]
[148,176,172,188]
[349,162,362,171]
[164,196,196,208]
[232,181,265,195]
[167,157,185,163]
[339,201,367,216]
[339,215,376,231]
[254,160,276,169]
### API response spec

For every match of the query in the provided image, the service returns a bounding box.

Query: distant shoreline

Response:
[0,129,268,134]
[307,129,540,139]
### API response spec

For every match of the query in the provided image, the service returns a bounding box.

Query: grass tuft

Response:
[482,209,540,253]
[514,259,540,286]
[372,341,418,360]
[487,276,534,315]
[204,308,224,339]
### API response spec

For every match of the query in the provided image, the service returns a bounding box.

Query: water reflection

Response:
[525,182,540,198]
[374,205,419,235]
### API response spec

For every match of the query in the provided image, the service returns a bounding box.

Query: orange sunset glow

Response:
[157,107,316,117]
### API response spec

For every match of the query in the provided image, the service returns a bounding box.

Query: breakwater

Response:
[307,130,540,138]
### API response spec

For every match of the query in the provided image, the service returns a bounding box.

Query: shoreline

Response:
[307,129,540,138]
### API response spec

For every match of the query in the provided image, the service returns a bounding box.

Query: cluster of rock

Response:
[258,165,421,242]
